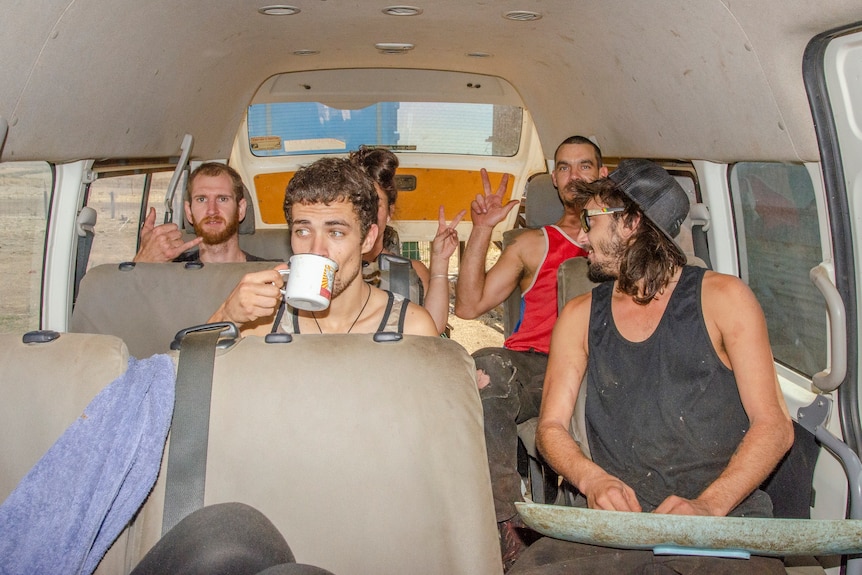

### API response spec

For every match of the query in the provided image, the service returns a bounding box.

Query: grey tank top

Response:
[275,291,408,335]
[586,265,769,515]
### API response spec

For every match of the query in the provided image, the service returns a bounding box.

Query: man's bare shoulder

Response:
[560,290,593,322]
[701,269,763,316]
[503,227,545,249]
[403,299,439,337]
[701,269,751,297]
[501,227,546,265]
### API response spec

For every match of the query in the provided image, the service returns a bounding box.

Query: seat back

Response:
[0,331,136,574]
[524,173,563,229]
[71,256,425,359]
[0,331,130,501]
[118,334,501,575]
[238,228,293,261]
[70,262,274,358]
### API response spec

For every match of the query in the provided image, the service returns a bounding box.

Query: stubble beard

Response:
[586,228,626,283]
[330,263,359,299]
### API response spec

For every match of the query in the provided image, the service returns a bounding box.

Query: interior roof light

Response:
[382,6,423,16]
[503,10,542,21]
[258,5,301,16]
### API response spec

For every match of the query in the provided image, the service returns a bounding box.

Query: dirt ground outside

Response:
[443,246,506,354]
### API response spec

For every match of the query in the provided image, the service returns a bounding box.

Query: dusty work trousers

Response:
[507,538,786,575]
[475,347,548,523]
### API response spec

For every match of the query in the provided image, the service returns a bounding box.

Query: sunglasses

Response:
[580,207,625,232]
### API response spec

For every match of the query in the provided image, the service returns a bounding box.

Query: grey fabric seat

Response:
[70,261,275,358]
[1,329,502,574]
[113,333,501,575]
[71,253,424,359]
[0,331,130,502]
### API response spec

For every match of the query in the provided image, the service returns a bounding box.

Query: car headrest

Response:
[524,173,563,229]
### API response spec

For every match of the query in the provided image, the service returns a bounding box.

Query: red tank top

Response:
[504,225,587,353]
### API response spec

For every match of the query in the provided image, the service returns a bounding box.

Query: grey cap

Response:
[609,159,690,240]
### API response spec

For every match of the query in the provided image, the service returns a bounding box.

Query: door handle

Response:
[810,263,847,392]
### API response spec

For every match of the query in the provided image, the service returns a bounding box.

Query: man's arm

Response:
[654,273,794,517]
[537,294,642,512]
[208,265,286,336]
[454,169,522,319]
[133,207,202,262]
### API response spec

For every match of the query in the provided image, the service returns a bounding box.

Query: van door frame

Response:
[803,21,862,455]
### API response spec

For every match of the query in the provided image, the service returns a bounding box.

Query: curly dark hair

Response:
[575,178,686,304]
[283,157,379,240]
[348,146,399,208]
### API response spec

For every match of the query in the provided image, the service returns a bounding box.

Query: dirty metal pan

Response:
[516,502,862,557]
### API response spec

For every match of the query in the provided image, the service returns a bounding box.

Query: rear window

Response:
[247,102,522,157]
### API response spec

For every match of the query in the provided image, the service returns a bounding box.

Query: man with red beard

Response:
[133,162,266,263]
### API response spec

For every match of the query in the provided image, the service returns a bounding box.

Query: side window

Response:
[0,161,51,331]
[85,171,174,269]
[729,162,826,377]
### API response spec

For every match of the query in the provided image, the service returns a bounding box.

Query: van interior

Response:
[2,2,862,574]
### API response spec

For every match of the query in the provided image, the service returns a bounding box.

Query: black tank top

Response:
[586,265,757,513]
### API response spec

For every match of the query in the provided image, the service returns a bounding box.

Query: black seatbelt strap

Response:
[161,323,231,535]
[378,253,412,300]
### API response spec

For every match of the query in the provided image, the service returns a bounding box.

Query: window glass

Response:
[247,102,523,157]
[730,162,825,377]
[86,171,173,269]
[0,162,51,331]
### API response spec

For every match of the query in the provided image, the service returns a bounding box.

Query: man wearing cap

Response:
[454,136,606,569]
[520,159,793,573]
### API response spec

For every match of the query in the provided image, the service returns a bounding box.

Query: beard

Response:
[560,182,580,210]
[192,215,239,245]
[331,261,359,299]
[586,226,627,283]
[587,261,617,283]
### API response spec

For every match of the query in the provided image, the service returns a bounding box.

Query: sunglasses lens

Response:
[580,211,590,232]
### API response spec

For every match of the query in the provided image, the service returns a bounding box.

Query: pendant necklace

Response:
[311,283,371,334]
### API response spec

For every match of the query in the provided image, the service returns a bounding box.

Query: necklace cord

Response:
[312,283,372,334]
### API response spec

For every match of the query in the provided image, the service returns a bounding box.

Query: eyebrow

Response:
[291,218,352,228]
[556,158,596,168]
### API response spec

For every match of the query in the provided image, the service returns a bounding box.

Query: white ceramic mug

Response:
[279,254,339,311]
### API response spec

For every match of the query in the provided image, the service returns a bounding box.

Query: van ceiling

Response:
[1,1,858,163]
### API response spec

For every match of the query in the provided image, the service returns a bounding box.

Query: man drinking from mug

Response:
[208,157,437,337]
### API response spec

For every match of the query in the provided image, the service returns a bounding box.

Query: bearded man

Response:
[134,162,266,263]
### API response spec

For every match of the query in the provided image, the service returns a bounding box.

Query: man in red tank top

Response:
[454,136,606,570]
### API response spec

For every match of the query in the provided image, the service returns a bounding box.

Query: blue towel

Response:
[0,354,175,575]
